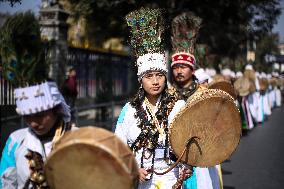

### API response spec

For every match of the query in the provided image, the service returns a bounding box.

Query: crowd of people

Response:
[193,65,283,131]
[0,7,283,189]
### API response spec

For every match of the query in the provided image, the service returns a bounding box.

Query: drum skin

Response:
[170,89,241,167]
[45,127,139,189]
[234,77,250,97]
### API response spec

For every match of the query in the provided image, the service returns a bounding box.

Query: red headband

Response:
[171,52,196,69]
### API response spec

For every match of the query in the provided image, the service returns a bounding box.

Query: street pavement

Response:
[222,105,284,189]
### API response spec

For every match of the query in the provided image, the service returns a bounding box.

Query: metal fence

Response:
[1,47,137,152]
[0,76,15,105]
[66,47,137,100]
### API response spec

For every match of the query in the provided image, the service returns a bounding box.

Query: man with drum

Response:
[0,13,73,189]
[170,12,222,189]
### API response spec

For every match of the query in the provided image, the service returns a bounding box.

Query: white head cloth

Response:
[260,72,267,79]
[255,71,260,77]
[245,64,253,71]
[236,71,243,78]
[15,81,71,122]
[230,71,236,78]
[221,68,231,77]
[195,68,211,83]
[206,68,216,77]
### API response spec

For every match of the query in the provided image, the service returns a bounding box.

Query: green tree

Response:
[58,0,281,59]
[4,0,280,60]
[0,11,49,87]
[0,0,21,6]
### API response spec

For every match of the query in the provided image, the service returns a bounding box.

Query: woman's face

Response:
[141,71,166,97]
[24,109,58,136]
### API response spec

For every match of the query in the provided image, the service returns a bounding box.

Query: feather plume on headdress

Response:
[125,7,167,80]
[171,12,202,69]
[0,12,70,121]
[0,11,48,87]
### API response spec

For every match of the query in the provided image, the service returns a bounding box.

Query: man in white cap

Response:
[195,68,212,88]
[0,12,73,189]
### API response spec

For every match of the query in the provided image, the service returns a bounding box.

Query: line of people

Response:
[0,7,270,189]
[197,65,283,131]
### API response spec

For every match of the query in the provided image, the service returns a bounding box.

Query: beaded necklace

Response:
[130,89,176,178]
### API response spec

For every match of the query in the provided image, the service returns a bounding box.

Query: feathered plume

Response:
[171,12,202,54]
[125,7,165,58]
[0,11,48,87]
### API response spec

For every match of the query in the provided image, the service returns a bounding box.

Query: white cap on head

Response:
[230,71,236,78]
[137,53,167,81]
[236,71,243,78]
[260,72,266,79]
[272,72,279,77]
[15,81,71,122]
[221,68,231,77]
[195,68,211,84]
[255,71,260,77]
[245,64,253,71]
[206,68,216,77]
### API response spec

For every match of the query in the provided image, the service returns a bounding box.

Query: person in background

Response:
[62,67,78,125]
[170,12,222,189]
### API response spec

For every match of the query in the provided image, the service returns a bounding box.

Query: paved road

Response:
[222,105,284,189]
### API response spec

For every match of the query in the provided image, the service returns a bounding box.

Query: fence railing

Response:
[0,78,15,105]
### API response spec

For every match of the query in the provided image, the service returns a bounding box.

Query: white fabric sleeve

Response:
[196,167,214,189]
[168,100,186,124]
[114,103,130,144]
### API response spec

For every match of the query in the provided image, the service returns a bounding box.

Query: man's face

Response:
[70,70,76,77]
[172,64,194,87]
[24,109,57,136]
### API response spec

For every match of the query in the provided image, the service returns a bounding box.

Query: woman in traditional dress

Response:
[115,8,191,189]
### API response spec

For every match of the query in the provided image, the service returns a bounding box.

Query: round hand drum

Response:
[170,89,241,167]
[234,77,250,97]
[45,127,139,189]
[209,80,237,99]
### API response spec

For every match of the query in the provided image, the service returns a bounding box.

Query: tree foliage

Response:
[3,0,282,61]
[0,11,49,87]
[58,0,281,59]
[0,0,21,6]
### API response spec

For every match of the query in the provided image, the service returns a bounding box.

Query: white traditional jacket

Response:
[0,128,53,189]
[115,98,215,189]
[115,98,185,189]
[0,125,74,189]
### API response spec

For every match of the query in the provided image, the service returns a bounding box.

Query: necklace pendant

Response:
[143,149,153,159]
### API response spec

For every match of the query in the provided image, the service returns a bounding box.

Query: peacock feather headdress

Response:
[125,7,167,80]
[0,11,48,88]
[0,12,70,120]
[171,12,202,69]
